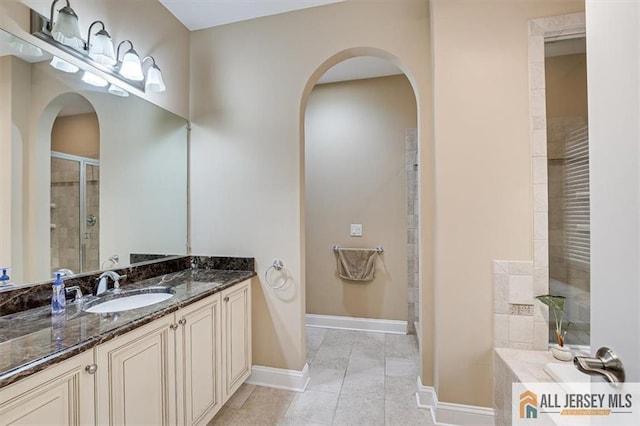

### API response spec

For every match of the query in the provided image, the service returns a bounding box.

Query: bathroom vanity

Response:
[0,258,254,425]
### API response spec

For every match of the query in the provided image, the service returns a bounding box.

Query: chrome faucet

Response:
[94,271,127,295]
[574,347,625,384]
[65,286,84,302]
[53,268,75,278]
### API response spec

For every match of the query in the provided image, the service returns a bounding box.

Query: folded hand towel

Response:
[335,249,378,281]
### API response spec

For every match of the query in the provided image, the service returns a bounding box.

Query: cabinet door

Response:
[221,279,252,402]
[0,351,95,425]
[176,294,222,426]
[95,315,177,426]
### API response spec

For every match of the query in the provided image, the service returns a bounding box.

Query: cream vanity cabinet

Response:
[0,351,96,425]
[94,314,178,425]
[221,279,252,401]
[95,279,252,426]
[0,278,252,426]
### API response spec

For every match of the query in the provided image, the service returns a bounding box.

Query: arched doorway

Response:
[299,49,426,413]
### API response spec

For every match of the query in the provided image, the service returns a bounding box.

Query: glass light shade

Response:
[51,6,83,49]
[50,56,79,73]
[8,36,43,56]
[145,65,166,92]
[119,50,144,81]
[89,31,116,66]
[108,84,129,97]
[81,71,108,87]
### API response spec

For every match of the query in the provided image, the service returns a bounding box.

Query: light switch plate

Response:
[350,224,363,237]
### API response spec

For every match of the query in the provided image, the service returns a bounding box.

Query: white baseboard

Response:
[246,363,310,392]
[305,313,407,334]
[416,378,495,426]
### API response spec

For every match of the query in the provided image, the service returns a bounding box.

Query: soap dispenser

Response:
[51,273,66,314]
[0,268,11,288]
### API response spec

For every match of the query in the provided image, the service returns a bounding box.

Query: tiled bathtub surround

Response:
[493,260,547,350]
[493,348,558,426]
[0,255,255,317]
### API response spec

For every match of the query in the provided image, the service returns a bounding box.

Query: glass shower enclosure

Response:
[50,152,100,275]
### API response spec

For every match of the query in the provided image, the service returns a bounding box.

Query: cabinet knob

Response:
[85,364,98,374]
[170,323,179,330]
[178,318,187,326]
[224,296,230,302]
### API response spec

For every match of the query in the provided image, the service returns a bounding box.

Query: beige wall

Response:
[0,0,189,118]
[51,113,100,159]
[189,0,433,373]
[305,75,415,321]
[431,0,584,406]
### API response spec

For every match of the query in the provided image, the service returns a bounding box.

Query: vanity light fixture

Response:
[48,0,83,49]
[31,8,163,93]
[116,40,144,81]
[108,84,129,97]
[85,21,116,66]
[50,56,79,73]
[81,70,108,87]
[142,56,166,93]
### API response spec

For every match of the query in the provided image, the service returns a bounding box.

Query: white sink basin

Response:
[84,288,174,314]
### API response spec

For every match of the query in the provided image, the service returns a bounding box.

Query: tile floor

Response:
[210,326,434,425]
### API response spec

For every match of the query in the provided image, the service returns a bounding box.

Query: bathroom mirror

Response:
[0,28,188,287]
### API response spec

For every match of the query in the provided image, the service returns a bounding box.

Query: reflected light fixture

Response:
[108,84,129,97]
[142,56,166,93]
[50,56,79,73]
[48,0,83,49]
[116,40,143,81]
[81,71,108,87]
[85,21,116,66]
[8,35,43,56]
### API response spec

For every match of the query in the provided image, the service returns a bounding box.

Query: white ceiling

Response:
[159,0,344,31]
[317,57,403,85]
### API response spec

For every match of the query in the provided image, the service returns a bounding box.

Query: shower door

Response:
[50,152,100,274]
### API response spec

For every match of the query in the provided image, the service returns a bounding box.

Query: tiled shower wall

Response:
[406,128,419,335]
[493,260,548,350]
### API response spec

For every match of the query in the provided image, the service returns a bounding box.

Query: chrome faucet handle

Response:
[574,347,625,384]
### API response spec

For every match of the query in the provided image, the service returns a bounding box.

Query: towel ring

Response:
[265,259,288,289]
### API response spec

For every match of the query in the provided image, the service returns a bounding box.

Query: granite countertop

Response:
[0,268,255,389]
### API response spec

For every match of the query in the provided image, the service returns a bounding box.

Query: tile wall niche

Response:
[406,128,419,335]
[493,260,548,350]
